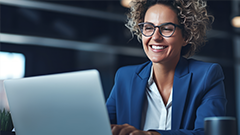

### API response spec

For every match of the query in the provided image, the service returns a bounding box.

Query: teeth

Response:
[152,45,164,49]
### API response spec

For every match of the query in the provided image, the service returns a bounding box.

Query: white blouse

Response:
[141,67,172,131]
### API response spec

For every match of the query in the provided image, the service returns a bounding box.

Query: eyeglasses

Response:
[138,22,182,37]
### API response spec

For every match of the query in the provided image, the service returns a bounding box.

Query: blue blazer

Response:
[106,57,227,135]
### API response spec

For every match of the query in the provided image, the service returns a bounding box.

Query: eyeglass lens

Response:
[140,23,175,37]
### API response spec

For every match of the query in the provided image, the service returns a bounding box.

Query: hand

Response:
[111,124,160,135]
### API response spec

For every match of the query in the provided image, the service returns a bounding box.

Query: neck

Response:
[152,56,180,92]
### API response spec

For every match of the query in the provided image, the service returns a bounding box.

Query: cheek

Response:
[169,31,186,47]
[142,36,150,47]
[142,37,150,53]
[170,37,186,48]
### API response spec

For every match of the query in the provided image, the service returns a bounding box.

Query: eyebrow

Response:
[143,22,175,25]
[144,21,175,24]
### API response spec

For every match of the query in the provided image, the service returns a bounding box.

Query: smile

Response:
[150,45,168,50]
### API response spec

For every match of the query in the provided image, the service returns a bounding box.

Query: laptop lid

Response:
[3,69,112,135]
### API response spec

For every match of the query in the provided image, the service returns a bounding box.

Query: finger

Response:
[118,125,136,135]
[129,130,141,135]
[112,124,134,135]
[112,124,124,135]
[130,130,152,135]
[111,124,117,129]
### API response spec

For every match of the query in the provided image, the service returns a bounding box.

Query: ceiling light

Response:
[232,16,240,28]
[121,0,132,8]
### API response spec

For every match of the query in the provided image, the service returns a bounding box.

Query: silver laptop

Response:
[3,69,112,135]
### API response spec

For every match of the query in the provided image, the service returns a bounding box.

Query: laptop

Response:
[3,69,112,135]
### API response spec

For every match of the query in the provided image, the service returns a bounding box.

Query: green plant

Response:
[0,109,13,131]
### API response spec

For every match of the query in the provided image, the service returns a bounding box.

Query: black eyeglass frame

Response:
[138,22,183,38]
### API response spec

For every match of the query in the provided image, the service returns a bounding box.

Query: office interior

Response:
[0,0,239,133]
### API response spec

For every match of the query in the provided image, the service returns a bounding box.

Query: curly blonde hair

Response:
[125,0,214,57]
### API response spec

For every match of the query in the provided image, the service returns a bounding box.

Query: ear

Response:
[181,32,189,47]
[182,38,188,47]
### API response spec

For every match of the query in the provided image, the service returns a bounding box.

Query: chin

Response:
[150,57,165,63]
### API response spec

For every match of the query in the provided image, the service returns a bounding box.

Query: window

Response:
[0,52,25,79]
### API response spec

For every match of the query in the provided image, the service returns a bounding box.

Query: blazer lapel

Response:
[129,62,152,129]
[127,58,192,130]
[172,57,192,130]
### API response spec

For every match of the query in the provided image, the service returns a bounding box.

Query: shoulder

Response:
[187,58,223,74]
[115,61,151,77]
[110,61,151,97]
[186,58,225,89]
[176,57,224,78]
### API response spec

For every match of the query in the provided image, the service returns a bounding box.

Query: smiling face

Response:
[142,4,186,65]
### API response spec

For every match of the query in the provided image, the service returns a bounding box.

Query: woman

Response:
[106,0,227,135]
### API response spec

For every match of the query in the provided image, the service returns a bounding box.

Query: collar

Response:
[147,66,154,86]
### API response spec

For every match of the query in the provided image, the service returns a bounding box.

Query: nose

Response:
[151,27,163,41]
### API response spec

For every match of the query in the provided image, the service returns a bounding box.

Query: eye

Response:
[161,25,174,32]
[143,24,154,31]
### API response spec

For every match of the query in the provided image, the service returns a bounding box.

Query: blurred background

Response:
[0,0,239,133]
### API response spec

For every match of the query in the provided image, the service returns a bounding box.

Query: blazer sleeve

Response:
[106,69,120,124]
[106,67,131,124]
[153,63,227,135]
[195,63,227,126]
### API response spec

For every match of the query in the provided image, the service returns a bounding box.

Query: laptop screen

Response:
[4,69,112,135]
